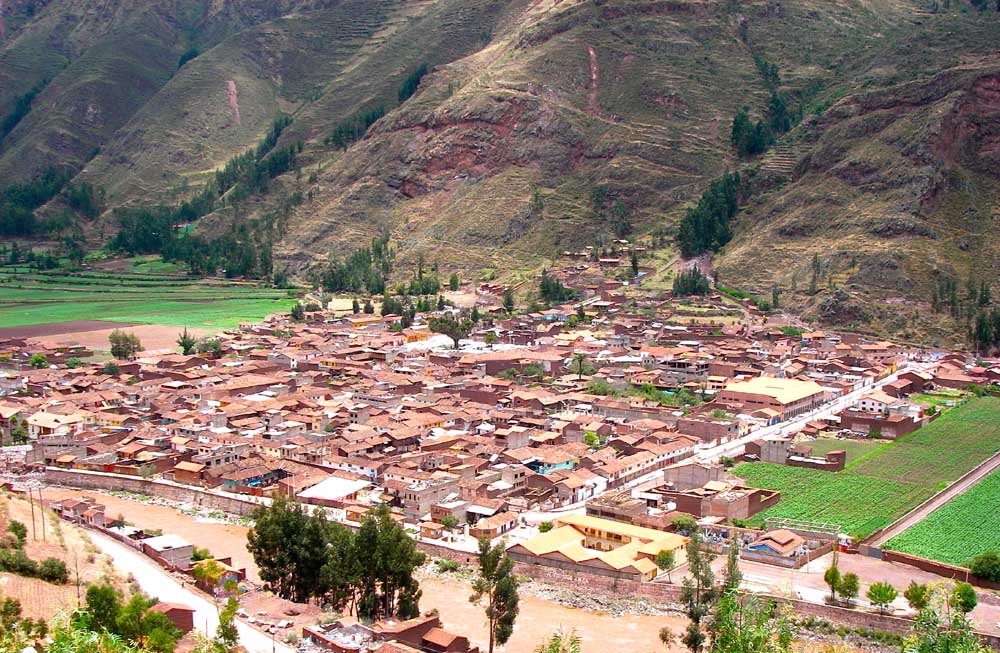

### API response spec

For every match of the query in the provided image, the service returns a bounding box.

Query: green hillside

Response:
[1,0,999,344]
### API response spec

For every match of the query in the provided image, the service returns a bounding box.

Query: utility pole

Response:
[36,486,46,541]
[26,486,37,541]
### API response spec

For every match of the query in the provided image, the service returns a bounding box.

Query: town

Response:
[2,257,1000,653]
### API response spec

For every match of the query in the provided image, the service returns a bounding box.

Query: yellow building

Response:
[507,513,686,582]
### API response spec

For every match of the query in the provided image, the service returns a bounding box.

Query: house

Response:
[150,603,195,633]
[747,529,806,558]
[506,513,687,582]
[142,534,194,569]
[717,376,825,420]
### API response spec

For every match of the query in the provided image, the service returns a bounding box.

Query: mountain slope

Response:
[2,0,1000,345]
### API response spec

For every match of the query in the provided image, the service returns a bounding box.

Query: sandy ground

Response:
[42,488,998,649]
[40,489,683,651]
[1,493,125,620]
[26,324,214,354]
[42,489,261,581]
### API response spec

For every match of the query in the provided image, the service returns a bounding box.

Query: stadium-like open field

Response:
[734,397,1000,538]
[0,263,299,332]
[883,467,1000,566]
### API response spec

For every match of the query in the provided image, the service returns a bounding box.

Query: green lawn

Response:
[0,296,294,330]
[805,437,883,463]
[883,468,1000,566]
[734,397,1000,538]
[910,392,967,408]
[0,266,299,330]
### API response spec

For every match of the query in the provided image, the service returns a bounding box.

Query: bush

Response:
[38,557,69,584]
[538,521,553,533]
[7,521,26,547]
[969,551,1000,582]
[434,559,461,573]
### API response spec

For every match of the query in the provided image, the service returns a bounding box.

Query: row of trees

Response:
[672,268,711,297]
[539,269,577,304]
[0,166,74,236]
[676,172,743,257]
[247,499,424,619]
[320,232,393,294]
[325,105,387,150]
[109,115,296,278]
[0,80,47,142]
[247,498,520,653]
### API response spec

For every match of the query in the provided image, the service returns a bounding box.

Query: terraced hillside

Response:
[2,0,1000,344]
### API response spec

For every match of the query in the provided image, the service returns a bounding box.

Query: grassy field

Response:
[0,264,300,330]
[805,437,883,464]
[883,468,1000,566]
[734,397,1000,538]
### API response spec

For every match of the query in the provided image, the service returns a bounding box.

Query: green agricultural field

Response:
[734,397,1000,538]
[883,468,1000,566]
[805,437,883,464]
[0,266,299,331]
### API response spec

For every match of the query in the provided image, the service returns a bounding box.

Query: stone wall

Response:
[44,467,262,515]
[511,560,1000,649]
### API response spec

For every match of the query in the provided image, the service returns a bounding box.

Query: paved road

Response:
[86,530,292,653]
[694,361,938,463]
[871,448,1000,546]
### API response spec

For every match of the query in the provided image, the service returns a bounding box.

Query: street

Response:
[85,530,293,653]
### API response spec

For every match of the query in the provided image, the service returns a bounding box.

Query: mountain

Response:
[1,0,999,345]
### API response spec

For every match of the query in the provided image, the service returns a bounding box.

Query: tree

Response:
[290,302,305,321]
[83,583,122,633]
[484,332,499,346]
[177,328,197,355]
[839,572,860,603]
[680,532,716,653]
[659,626,673,651]
[951,582,977,614]
[449,273,460,291]
[116,593,181,653]
[905,596,990,653]
[610,200,632,239]
[471,306,480,323]
[824,563,841,602]
[246,497,314,602]
[672,268,711,297]
[355,505,425,620]
[867,581,898,614]
[429,315,471,348]
[535,628,581,653]
[352,298,360,314]
[440,515,459,530]
[709,591,792,653]
[655,549,676,583]
[721,543,741,592]
[193,559,226,590]
[109,329,143,360]
[38,557,69,583]
[630,249,639,277]
[969,551,1000,582]
[7,520,26,547]
[215,597,239,652]
[28,353,48,368]
[66,357,83,368]
[470,538,519,653]
[363,299,374,314]
[538,521,553,533]
[572,353,588,380]
[905,581,931,611]
[502,288,515,313]
[196,338,223,356]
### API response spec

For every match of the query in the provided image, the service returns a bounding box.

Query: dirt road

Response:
[87,530,291,653]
